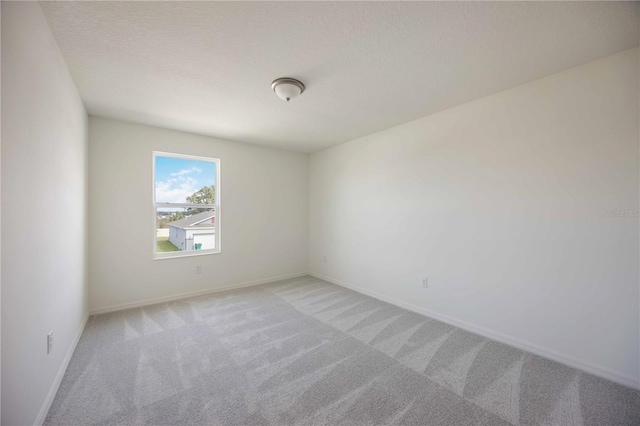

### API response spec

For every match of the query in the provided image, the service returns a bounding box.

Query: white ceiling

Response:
[40,1,639,153]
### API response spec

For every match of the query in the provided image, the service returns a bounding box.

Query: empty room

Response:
[1,1,639,425]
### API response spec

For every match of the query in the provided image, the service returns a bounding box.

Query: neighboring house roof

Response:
[168,209,215,230]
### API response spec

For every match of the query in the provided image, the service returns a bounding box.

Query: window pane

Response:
[156,207,216,252]
[155,156,216,204]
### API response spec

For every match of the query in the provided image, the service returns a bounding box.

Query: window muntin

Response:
[153,152,220,259]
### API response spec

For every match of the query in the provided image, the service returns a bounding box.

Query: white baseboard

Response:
[34,312,89,426]
[310,272,640,391]
[89,272,309,316]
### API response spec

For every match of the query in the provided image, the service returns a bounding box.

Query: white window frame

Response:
[153,151,221,260]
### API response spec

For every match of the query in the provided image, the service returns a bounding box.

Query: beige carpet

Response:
[45,276,639,425]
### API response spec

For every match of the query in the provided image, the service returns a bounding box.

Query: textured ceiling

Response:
[40,1,639,153]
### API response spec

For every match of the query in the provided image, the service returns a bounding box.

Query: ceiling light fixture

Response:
[271,77,305,102]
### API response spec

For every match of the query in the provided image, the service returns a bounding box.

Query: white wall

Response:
[88,117,308,312]
[1,2,89,425]
[1,4,3,421]
[310,48,640,388]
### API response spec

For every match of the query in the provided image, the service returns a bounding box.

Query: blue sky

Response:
[155,156,216,203]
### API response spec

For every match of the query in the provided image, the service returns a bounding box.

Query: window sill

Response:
[154,249,221,260]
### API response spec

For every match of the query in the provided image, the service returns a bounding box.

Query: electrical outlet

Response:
[421,277,428,288]
[47,331,53,354]
[196,265,202,274]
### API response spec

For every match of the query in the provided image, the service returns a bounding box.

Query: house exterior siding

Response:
[169,226,187,250]
[169,226,215,250]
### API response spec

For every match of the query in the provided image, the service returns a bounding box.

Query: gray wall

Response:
[1,2,89,424]
[88,117,309,312]
[310,48,640,388]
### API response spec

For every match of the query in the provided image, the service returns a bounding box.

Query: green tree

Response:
[169,211,185,222]
[186,185,215,213]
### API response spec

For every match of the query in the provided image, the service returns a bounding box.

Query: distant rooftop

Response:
[168,209,215,229]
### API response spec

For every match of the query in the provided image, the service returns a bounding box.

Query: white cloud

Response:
[155,175,200,203]
[170,167,202,177]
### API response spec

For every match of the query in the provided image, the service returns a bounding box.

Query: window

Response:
[153,152,220,259]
